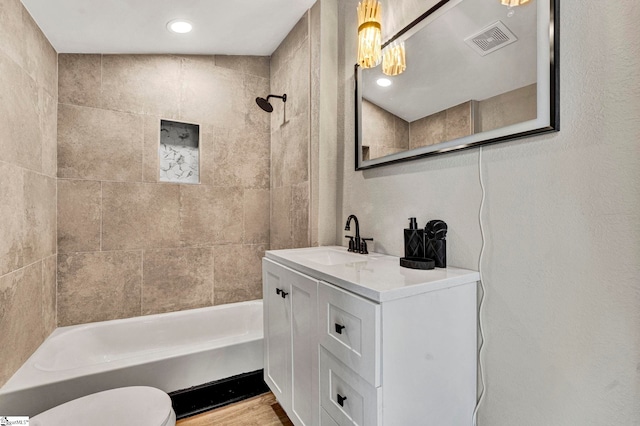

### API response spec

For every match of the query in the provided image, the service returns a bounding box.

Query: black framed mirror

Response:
[355,0,559,170]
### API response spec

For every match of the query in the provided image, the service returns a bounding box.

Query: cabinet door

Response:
[263,259,292,411]
[290,268,319,426]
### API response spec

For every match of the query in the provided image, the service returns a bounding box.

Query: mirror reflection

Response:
[357,0,553,166]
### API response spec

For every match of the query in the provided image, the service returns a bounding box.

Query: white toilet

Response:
[30,386,176,426]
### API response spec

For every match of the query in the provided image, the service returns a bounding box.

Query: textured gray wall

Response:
[337,0,640,424]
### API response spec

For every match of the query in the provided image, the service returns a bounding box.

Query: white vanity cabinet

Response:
[263,247,479,426]
[263,258,319,426]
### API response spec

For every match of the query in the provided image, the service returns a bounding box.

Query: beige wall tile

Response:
[281,114,310,186]
[180,56,245,129]
[102,182,180,250]
[244,189,270,244]
[22,10,57,97]
[57,104,143,181]
[292,182,310,248]
[57,180,101,253]
[179,185,243,246]
[0,162,24,276]
[42,254,57,333]
[101,55,181,118]
[39,88,58,177]
[23,171,56,266]
[410,110,446,149]
[57,251,142,326]
[213,244,266,305]
[0,0,26,69]
[445,101,473,141]
[270,186,291,250]
[479,84,537,132]
[213,129,270,189]
[0,54,42,172]
[0,263,45,386]
[142,248,213,315]
[198,125,215,186]
[243,74,271,135]
[270,13,309,76]
[142,115,160,182]
[215,55,270,79]
[58,54,102,108]
[270,37,310,127]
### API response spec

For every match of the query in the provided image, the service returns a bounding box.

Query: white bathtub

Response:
[0,300,263,417]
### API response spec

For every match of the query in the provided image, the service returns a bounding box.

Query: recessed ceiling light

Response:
[167,19,193,34]
[376,78,392,87]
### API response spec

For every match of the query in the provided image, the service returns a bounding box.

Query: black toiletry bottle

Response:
[404,217,425,259]
[425,220,447,268]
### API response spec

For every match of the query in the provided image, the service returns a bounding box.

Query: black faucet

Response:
[344,215,373,254]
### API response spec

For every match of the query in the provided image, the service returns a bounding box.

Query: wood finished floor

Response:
[176,392,293,426]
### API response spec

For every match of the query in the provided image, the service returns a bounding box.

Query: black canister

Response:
[425,220,447,268]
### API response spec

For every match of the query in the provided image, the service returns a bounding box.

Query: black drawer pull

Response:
[280,290,289,298]
[337,394,347,407]
[276,288,281,295]
[335,323,346,334]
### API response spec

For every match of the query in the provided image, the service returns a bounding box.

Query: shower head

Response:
[255,94,287,113]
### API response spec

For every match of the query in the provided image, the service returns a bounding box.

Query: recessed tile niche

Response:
[159,120,200,184]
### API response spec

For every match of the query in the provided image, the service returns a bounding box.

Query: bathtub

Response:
[0,299,263,417]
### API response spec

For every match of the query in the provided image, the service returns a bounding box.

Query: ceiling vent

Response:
[464,21,518,56]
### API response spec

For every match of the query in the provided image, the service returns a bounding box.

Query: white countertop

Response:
[265,246,480,302]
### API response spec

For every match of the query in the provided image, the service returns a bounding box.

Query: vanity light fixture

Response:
[382,41,406,76]
[167,19,193,34]
[376,78,392,87]
[500,0,531,6]
[357,0,382,68]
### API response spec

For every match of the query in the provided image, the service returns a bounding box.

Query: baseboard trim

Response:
[169,369,269,419]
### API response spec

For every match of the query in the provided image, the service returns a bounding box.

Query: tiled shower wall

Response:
[56,54,271,326]
[0,0,58,385]
[270,13,313,249]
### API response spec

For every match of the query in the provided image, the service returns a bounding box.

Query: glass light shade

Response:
[382,42,406,76]
[357,0,382,68]
[501,0,531,6]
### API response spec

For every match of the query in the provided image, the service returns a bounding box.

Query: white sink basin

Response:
[290,247,369,265]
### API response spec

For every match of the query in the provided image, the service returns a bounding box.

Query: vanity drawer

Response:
[318,281,381,387]
[320,408,340,426]
[320,348,381,426]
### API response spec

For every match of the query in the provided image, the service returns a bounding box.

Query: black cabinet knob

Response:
[276,288,281,295]
[280,290,289,299]
[337,394,347,407]
[335,323,346,334]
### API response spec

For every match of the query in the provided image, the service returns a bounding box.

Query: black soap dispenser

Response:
[400,218,435,270]
[425,220,447,268]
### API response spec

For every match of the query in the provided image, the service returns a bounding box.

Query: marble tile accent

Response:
[244,189,270,244]
[57,251,142,326]
[23,172,56,266]
[142,248,213,315]
[213,244,266,305]
[0,263,46,385]
[180,56,245,129]
[0,53,42,172]
[213,129,270,189]
[101,55,181,118]
[159,144,199,184]
[57,180,101,253]
[0,162,24,276]
[42,255,57,333]
[292,182,310,248]
[102,182,181,250]
[215,55,270,79]
[179,185,243,246]
[57,103,144,181]
[270,186,292,250]
[58,54,102,108]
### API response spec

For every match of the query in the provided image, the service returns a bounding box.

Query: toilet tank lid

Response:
[31,386,173,426]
